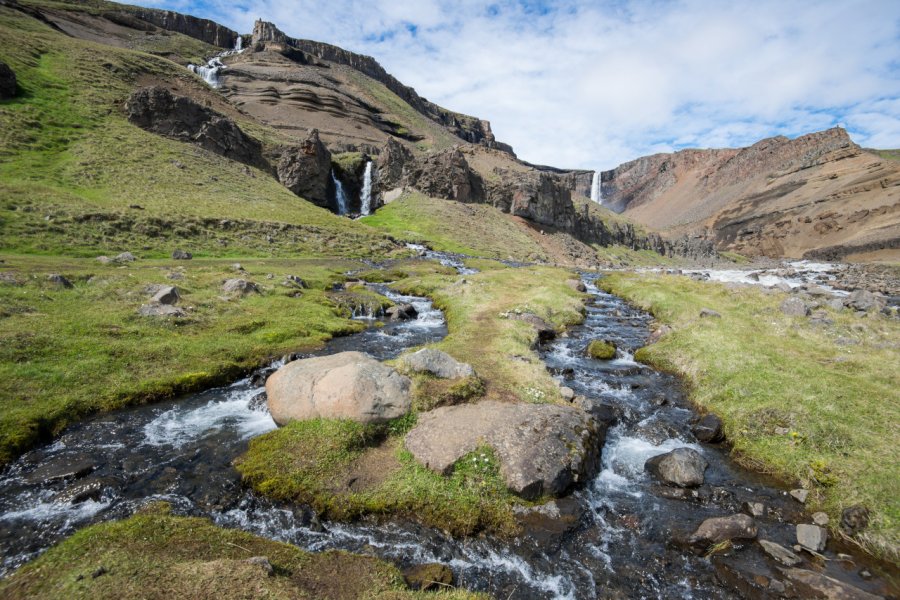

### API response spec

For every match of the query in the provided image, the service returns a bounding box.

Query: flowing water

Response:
[360,161,374,216]
[188,35,245,88]
[591,170,602,204]
[331,169,350,215]
[0,261,889,598]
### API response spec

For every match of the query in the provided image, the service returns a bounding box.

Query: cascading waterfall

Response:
[331,170,349,215]
[187,35,245,88]
[359,161,373,216]
[590,170,602,204]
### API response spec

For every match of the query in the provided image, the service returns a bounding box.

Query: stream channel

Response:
[0,253,890,598]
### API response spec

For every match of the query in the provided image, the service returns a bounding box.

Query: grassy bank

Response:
[0,253,388,464]
[601,272,900,562]
[0,504,484,599]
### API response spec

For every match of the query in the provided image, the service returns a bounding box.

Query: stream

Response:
[0,257,890,598]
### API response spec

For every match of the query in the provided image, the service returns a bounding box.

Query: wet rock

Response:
[276,129,332,207]
[645,447,708,488]
[151,286,180,305]
[573,397,618,425]
[222,278,260,295]
[113,252,136,263]
[812,511,830,526]
[692,413,725,443]
[566,279,587,292]
[385,303,418,321]
[689,514,757,544]
[403,563,454,591]
[780,297,811,317]
[0,61,16,99]
[699,308,722,319]
[25,457,95,484]
[138,304,186,318]
[266,351,411,425]
[54,477,115,504]
[515,497,584,553]
[743,501,766,518]
[840,505,870,535]
[759,539,802,566]
[171,249,192,260]
[405,400,604,499]
[796,523,828,552]
[586,339,617,359]
[400,348,474,379]
[508,312,556,342]
[47,274,73,288]
[789,488,809,503]
[780,567,882,599]
[634,420,683,445]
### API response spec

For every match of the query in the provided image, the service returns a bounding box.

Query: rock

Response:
[403,563,454,591]
[231,263,245,272]
[113,252,136,263]
[759,539,803,566]
[222,279,260,295]
[384,303,417,321]
[283,275,306,289]
[845,289,882,312]
[48,274,73,288]
[514,497,584,552]
[244,556,273,576]
[171,249,192,260]
[699,308,722,319]
[96,256,112,264]
[265,351,411,425]
[405,400,604,499]
[790,488,809,503]
[840,505,870,535]
[812,511,830,526]
[743,501,766,518]
[645,447,708,488]
[586,339,617,360]
[828,298,845,311]
[689,514,757,544]
[692,413,725,443]
[559,386,576,401]
[276,129,333,207]
[24,457,95,484]
[647,324,673,344]
[151,286,180,305]
[0,61,16,99]
[566,279,587,292]
[402,147,485,203]
[509,312,556,342]
[774,281,793,292]
[130,7,238,47]
[573,397,618,425]
[780,297,811,317]
[400,348,474,379]
[779,568,882,599]
[796,523,828,552]
[138,304,186,318]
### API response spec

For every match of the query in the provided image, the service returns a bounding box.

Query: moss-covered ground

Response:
[0,504,485,599]
[601,272,900,562]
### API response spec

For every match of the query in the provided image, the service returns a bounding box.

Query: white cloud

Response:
[142,0,900,169]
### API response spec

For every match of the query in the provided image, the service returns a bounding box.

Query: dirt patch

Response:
[339,438,402,493]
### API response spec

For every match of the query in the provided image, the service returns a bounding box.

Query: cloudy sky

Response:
[143,0,900,170]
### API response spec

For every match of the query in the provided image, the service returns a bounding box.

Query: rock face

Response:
[689,514,758,544]
[266,351,411,425]
[276,129,333,207]
[401,148,486,203]
[400,348,475,379]
[0,61,16,99]
[130,8,238,47]
[125,87,268,172]
[645,447,708,487]
[405,400,604,499]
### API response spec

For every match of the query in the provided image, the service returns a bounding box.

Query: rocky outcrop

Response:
[128,8,238,48]
[0,61,16,99]
[276,129,332,207]
[404,400,604,499]
[375,138,415,192]
[125,86,268,172]
[266,351,411,425]
[402,148,486,203]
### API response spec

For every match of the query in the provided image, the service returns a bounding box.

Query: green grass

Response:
[0,504,485,599]
[0,253,385,464]
[601,272,900,563]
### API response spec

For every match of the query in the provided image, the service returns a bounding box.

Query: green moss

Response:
[411,374,485,412]
[586,339,617,360]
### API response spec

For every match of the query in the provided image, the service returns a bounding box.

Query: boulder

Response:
[645,447,708,487]
[647,324,673,344]
[403,563,454,591]
[276,129,332,207]
[283,275,307,289]
[0,61,16,99]
[508,312,556,342]
[692,413,725,443]
[222,279,260,295]
[405,400,604,499]
[845,289,882,312]
[796,523,828,552]
[138,304,186,318]
[689,514,758,544]
[780,297,811,317]
[400,348,475,379]
[566,279,587,292]
[151,286,180,305]
[265,351,411,425]
[559,386,576,401]
[385,303,417,321]
[48,274,73,288]
[586,339,617,360]
[113,252,136,263]
[699,308,722,319]
[840,505,870,535]
[758,539,802,567]
[779,568,882,599]
[743,501,766,518]
[172,249,192,260]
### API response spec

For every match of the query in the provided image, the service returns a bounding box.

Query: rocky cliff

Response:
[127,7,238,48]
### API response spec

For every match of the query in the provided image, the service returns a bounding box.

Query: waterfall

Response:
[359,161,373,216]
[590,170,602,204]
[331,170,349,215]
[187,35,246,88]
[234,35,243,52]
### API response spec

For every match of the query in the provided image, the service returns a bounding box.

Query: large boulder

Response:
[385,303,418,321]
[845,289,883,312]
[405,400,604,499]
[222,279,259,296]
[0,61,16,99]
[400,348,475,379]
[266,351,411,425]
[645,447,708,487]
[276,129,332,207]
[780,297,811,317]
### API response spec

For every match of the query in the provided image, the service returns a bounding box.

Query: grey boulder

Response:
[796,523,828,552]
[780,297,811,317]
[222,278,260,295]
[138,304,186,318]
[645,447,708,487]
[151,286,180,305]
[48,274,73,288]
[400,348,475,379]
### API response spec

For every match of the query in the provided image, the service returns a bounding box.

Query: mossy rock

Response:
[586,339,617,360]
[633,347,652,364]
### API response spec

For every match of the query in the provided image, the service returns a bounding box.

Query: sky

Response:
[140,0,900,170]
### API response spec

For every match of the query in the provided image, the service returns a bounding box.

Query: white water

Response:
[187,35,245,88]
[590,170,602,204]
[359,161,373,216]
[331,170,350,215]
[677,260,848,296]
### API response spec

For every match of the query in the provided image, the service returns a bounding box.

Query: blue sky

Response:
[141,0,900,170]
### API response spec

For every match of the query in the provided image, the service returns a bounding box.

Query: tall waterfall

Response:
[331,170,349,215]
[590,170,602,204]
[187,35,245,88]
[359,161,373,216]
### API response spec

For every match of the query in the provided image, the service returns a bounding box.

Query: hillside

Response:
[600,127,900,261]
